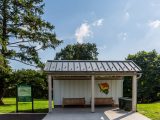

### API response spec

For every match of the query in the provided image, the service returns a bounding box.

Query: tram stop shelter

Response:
[44,60,142,113]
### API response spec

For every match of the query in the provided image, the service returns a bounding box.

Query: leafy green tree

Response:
[5,69,47,99]
[55,43,98,60]
[0,0,62,67]
[0,53,9,72]
[0,0,62,104]
[124,50,160,103]
[0,53,11,105]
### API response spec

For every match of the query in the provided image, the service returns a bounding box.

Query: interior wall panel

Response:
[53,79,123,105]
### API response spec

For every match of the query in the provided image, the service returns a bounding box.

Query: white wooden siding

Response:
[53,79,123,105]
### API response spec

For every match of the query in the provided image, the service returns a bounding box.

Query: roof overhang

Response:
[46,71,138,76]
[44,60,142,78]
[53,76,123,80]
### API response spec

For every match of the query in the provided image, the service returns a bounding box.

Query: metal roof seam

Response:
[54,62,58,71]
[112,62,119,71]
[84,62,88,71]
[90,62,94,72]
[61,61,64,71]
[128,61,137,71]
[67,62,69,71]
[78,62,81,71]
[122,62,130,71]
[106,62,112,71]
[117,62,124,71]
[48,62,52,71]
[101,62,107,71]
[95,62,100,71]
[73,61,75,71]
[131,61,142,71]
[109,62,117,71]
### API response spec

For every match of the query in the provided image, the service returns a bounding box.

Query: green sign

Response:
[18,85,32,102]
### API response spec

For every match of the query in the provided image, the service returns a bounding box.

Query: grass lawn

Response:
[1,98,160,120]
[0,98,49,113]
[137,101,160,120]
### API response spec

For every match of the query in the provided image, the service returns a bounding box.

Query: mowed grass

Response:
[137,101,160,120]
[0,98,49,113]
[1,98,160,120]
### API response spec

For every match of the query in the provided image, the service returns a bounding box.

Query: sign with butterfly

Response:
[98,82,109,95]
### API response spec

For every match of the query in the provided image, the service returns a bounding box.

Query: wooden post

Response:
[91,75,95,112]
[48,75,52,112]
[132,75,137,111]
[31,86,34,112]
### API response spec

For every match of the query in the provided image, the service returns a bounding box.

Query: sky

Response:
[10,0,160,69]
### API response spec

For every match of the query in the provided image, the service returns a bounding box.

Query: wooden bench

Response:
[95,98,114,106]
[62,98,85,107]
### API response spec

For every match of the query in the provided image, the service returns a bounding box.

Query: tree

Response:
[123,50,160,103]
[55,43,98,60]
[0,54,11,105]
[0,0,62,104]
[5,69,47,99]
[0,0,62,67]
[0,53,9,72]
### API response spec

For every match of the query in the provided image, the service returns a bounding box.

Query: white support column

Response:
[132,75,137,111]
[52,77,54,108]
[48,75,52,112]
[91,75,95,113]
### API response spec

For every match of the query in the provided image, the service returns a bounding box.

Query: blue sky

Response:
[10,0,160,69]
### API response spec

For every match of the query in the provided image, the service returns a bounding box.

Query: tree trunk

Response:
[0,79,5,105]
[0,99,4,105]
[0,0,7,105]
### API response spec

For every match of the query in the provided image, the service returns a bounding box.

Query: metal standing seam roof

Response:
[44,60,141,72]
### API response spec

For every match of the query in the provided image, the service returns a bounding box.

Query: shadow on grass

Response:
[1,102,36,106]
[16,108,48,113]
[0,104,15,106]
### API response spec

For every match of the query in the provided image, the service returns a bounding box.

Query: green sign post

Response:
[16,84,34,112]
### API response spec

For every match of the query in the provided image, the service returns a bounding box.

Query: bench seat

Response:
[62,98,85,107]
[95,98,114,106]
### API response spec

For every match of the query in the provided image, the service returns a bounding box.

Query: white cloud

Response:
[92,19,104,26]
[75,23,92,43]
[149,20,160,29]
[118,32,128,41]
[124,12,130,21]
[75,18,104,43]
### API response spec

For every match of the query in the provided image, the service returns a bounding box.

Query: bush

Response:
[124,50,160,103]
[4,69,48,99]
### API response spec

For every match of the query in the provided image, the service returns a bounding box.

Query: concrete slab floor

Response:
[42,107,110,120]
[104,108,151,120]
[43,107,151,120]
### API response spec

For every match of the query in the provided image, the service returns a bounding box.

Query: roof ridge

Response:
[47,60,133,62]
